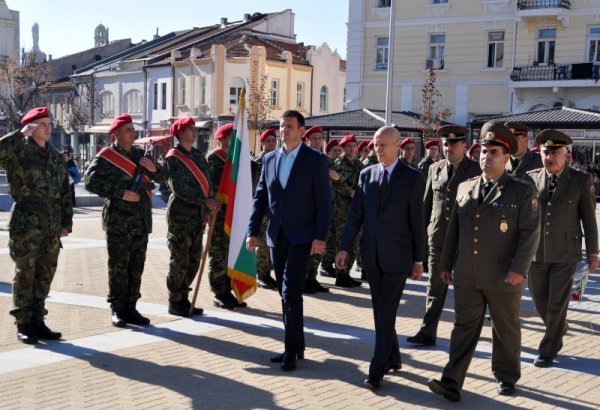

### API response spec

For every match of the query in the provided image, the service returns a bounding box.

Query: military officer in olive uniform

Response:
[417,139,441,177]
[525,130,598,368]
[1,107,73,344]
[427,122,540,401]
[251,128,278,290]
[208,123,246,309]
[165,117,221,317]
[322,134,363,287]
[407,125,481,347]
[505,121,542,177]
[85,114,167,327]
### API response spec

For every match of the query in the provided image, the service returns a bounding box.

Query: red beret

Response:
[357,140,369,152]
[109,114,133,133]
[259,128,276,143]
[302,125,323,141]
[325,139,339,153]
[424,140,440,149]
[367,140,375,149]
[531,146,540,153]
[339,134,357,146]
[214,123,234,140]
[170,117,195,137]
[467,143,481,158]
[21,107,50,125]
[400,137,415,148]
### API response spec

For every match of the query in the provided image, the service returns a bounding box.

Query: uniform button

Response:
[476,214,480,218]
[546,222,550,226]
[447,188,451,192]
[474,238,478,243]
[446,217,449,221]
[548,202,552,207]
[474,250,478,255]
[474,226,479,231]
[546,231,549,235]
[547,213,551,216]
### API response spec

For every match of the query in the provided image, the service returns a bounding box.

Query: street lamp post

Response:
[385,0,396,126]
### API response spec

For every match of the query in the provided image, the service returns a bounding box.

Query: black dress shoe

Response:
[17,324,39,345]
[384,363,402,373]
[363,377,381,389]
[281,359,296,371]
[303,279,329,293]
[213,293,237,309]
[533,355,554,368]
[257,274,276,290]
[427,378,461,402]
[302,281,317,294]
[270,352,304,363]
[111,311,127,328]
[320,264,337,277]
[406,333,436,346]
[32,321,62,340]
[335,273,358,288]
[497,381,516,396]
[126,309,150,326]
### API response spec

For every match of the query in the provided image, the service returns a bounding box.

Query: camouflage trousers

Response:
[106,232,148,312]
[167,223,204,304]
[9,229,61,325]
[209,210,231,295]
[321,199,358,272]
[256,215,272,278]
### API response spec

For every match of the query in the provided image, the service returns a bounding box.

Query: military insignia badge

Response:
[500,219,508,233]
[531,198,539,213]
[486,132,495,140]
[545,140,553,146]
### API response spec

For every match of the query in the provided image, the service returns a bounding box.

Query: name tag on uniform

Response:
[492,202,517,208]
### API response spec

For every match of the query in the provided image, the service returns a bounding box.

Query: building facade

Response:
[347,0,600,126]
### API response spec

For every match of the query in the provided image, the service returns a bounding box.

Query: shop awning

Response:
[133,135,173,146]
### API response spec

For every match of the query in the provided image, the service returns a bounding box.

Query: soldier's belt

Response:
[13,195,61,204]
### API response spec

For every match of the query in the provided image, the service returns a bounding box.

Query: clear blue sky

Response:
[13,0,349,60]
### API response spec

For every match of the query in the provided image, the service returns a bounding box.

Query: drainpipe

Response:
[511,2,518,113]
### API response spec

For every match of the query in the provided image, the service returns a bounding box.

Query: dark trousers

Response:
[418,246,447,339]
[528,261,576,357]
[367,263,408,381]
[271,230,311,356]
[442,288,522,388]
[106,232,148,311]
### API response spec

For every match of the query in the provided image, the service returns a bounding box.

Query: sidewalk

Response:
[0,207,599,409]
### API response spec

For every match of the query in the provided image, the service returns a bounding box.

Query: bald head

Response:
[373,126,401,166]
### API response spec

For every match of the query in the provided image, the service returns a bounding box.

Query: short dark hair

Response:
[281,110,305,127]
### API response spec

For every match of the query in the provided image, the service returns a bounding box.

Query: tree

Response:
[0,56,54,131]
[246,69,273,153]
[416,68,451,142]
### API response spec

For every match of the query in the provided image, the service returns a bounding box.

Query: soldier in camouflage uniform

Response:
[322,134,364,288]
[418,140,441,177]
[320,139,343,278]
[302,126,332,293]
[84,114,166,327]
[400,137,419,169]
[0,107,73,344]
[251,128,277,290]
[362,140,378,167]
[165,117,221,317]
[208,123,246,309]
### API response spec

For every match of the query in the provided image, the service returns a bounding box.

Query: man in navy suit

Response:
[247,110,332,371]
[336,126,425,388]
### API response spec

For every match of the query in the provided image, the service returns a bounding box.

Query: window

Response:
[376,37,389,69]
[588,26,600,62]
[270,79,280,107]
[377,0,390,7]
[101,92,114,116]
[153,83,158,110]
[229,87,243,105]
[320,86,328,111]
[177,78,186,106]
[161,83,167,110]
[428,34,445,69]
[296,82,304,109]
[199,76,206,105]
[487,31,505,68]
[537,28,556,64]
[124,90,143,114]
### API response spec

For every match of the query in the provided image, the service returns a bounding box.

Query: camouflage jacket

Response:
[362,155,378,167]
[84,142,166,235]
[251,152,266,194]
[207,147,227,191]
[166,145,213,227]
[0,130,73,234]
[333,155,364,202]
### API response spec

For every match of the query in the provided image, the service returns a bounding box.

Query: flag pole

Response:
[189,210,219,316]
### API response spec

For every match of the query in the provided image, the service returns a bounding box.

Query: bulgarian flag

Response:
[217,92,257,302]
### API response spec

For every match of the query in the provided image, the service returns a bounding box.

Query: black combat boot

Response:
[320,263,337,277]
[111,310,127,328]
[126,308,151,326]
[17,323,39,345]
[213,293,237,309]
[32,321,62,340]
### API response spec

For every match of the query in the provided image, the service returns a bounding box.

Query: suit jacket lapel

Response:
[551,167,570,200]
[285,143,305,189]
[535,170,548,201]
[480,173,508,208]
[380,162,403,211]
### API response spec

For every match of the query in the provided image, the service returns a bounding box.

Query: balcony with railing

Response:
[517,0,570,10]
[510,62,599,84]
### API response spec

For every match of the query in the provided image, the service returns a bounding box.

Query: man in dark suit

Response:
[247,110,332,371]
[335,125,425,389]
[427,122,540,401]
[526,129,598,368]
[407,125,481,347]
[505,121,542,177]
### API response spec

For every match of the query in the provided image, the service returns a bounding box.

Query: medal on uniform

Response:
[500,219,508,233]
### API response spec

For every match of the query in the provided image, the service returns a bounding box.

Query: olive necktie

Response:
[548,174,557,199]
[447,165,454,180]
[480,181,492,203]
